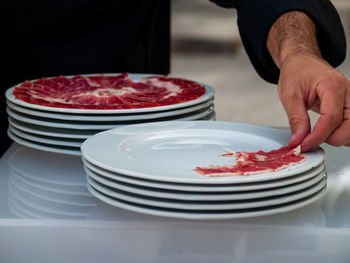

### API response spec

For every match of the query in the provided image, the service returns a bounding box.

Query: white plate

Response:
[9,125,84,147]
[5,73,215,114]
[81,121,325,184]
[7,106,214,130]
[86,167,326,202]
[200,111,216,121]
[83,158,325,192]
[8,129,81,156]
[87,183,326,220]
[8,117,96,139]
[87,175,326,210]
[7,99,214,121]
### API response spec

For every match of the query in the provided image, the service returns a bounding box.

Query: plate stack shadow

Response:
[5,74,215,155]
[81,121,327,220]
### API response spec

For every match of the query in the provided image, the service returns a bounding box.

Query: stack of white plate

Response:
[5,74,215,156]
[81,121,327,220]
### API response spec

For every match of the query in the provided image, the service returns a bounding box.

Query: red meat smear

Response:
[13,73,206,109]
[195,145,305,177]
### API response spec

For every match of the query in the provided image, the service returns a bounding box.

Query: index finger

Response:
[278,85,311,147]
[301,86,344,151]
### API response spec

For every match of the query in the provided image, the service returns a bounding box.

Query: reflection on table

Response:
[0,144,349,263]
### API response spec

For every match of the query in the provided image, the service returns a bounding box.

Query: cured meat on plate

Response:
[13,73,206,109]
[195,145,306,177]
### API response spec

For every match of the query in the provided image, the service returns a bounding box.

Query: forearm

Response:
[267,11,322,68]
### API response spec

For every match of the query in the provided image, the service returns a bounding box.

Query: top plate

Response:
[6,74,214,114]
[81,121,325,184]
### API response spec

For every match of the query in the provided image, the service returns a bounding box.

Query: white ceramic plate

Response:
[81,121,325,184]
[87,183,327,220]
[8,117,97,139]
[83,158,325,192]
[200,111,216,121]
[8,129,81,156]
[5,73,215,114]
[87,175,326,210]
[8,115,215,143]
[7,99,214,121]
[7,106,214,130]
[9,125,84,147]
[86,167,325,202]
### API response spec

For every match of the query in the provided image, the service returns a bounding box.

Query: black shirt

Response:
[0,0,170,155]
[0,0,346,155]
[210,0,346,83]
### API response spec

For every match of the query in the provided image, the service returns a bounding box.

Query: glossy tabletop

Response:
[0,143,349,263]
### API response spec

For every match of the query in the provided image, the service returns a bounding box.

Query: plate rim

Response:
[81,121,325,184]
[7,106,214,130]
[85,167,326,201]
[9,125,84,147]
[8,129,81,156]
[87,175,326,210]
[82,157,325,192]
[6,99,214,121]
[8,117,92,139]
[86,183,327,220]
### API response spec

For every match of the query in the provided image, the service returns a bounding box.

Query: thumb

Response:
[282,96,311,147]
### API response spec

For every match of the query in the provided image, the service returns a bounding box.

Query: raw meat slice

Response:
[195,145,306,177]
[13,73,206,109]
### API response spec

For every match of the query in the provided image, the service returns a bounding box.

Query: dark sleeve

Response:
[210,0,347,83]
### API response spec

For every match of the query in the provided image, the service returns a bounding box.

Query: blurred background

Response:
[171,0,350,128]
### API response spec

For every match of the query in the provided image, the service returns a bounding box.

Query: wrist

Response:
[279,48,322,68]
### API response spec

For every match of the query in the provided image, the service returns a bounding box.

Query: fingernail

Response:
[290,133,297,142]
[289,133,300,147]
[301,144,311,152]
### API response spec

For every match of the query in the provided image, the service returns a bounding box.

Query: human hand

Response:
[266,10,349,151]
[278,52,350,152]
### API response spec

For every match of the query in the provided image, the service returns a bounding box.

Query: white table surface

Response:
[0,143,349,263]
